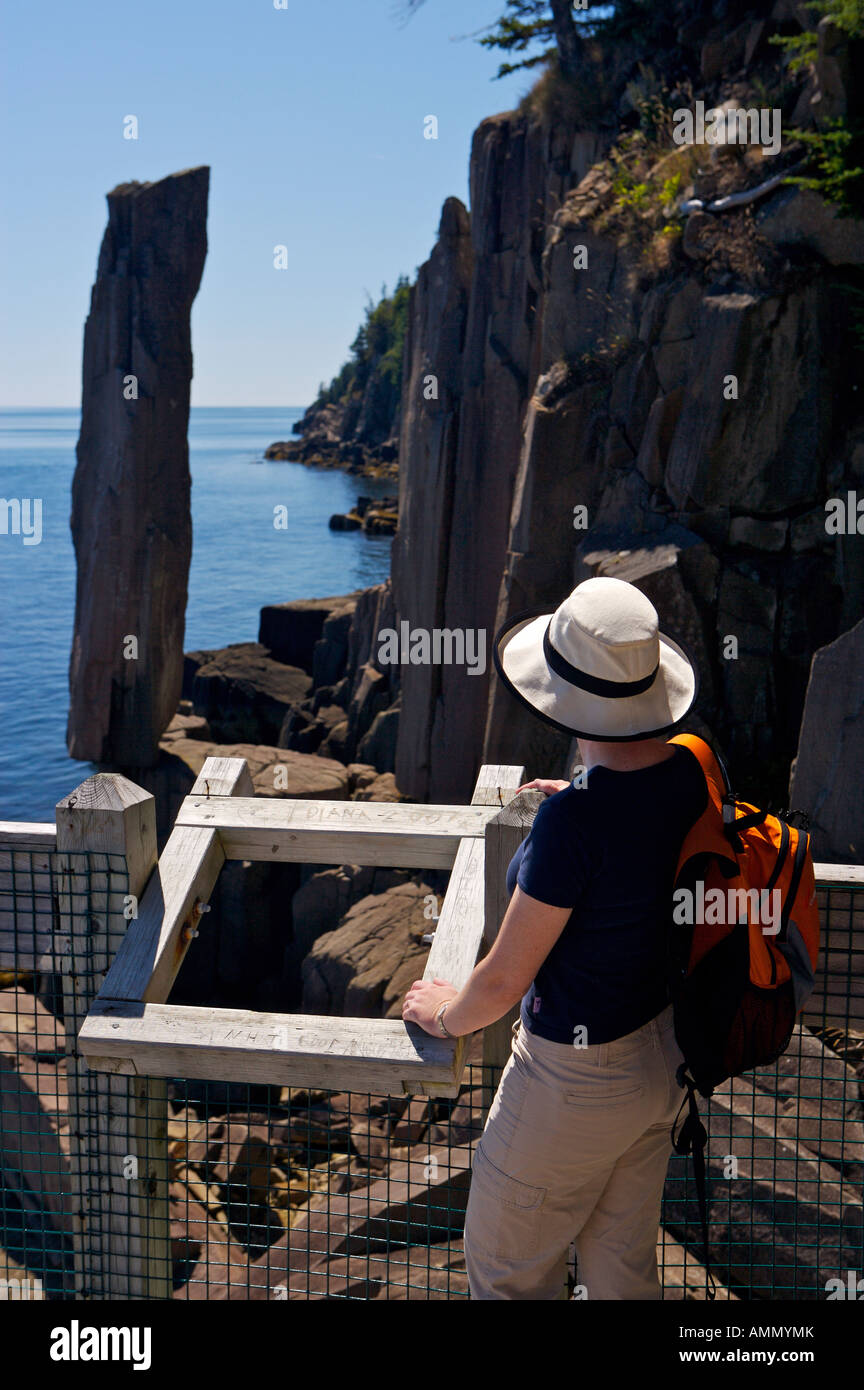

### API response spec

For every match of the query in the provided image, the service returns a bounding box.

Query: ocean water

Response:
[0,407,394,822]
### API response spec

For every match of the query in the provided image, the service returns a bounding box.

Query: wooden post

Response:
[481,787,544,1117]
[55,772,169,1299]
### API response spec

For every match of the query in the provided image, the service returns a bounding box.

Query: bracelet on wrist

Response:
[436,1001,454,1038]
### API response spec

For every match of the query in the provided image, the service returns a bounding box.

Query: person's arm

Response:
[401,885,571,1036]
[517,778,570,795]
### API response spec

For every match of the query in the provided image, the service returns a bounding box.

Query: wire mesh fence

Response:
[1,843,862,1301]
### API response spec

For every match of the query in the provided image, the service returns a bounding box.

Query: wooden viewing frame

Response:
[2,764,861,1300]
[74,757,531,1101]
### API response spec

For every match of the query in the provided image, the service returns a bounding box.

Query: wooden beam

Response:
[481,788,544,1112]
[174,795,494,867]
[55,771,167,1301]
[418,765,526,1092]
[814,864,864,886]
[0,824,56,847]
[78,998,463,1097]
[98,757,253,1005]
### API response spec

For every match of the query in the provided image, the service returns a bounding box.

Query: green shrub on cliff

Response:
[771,0,864,71]
[315,276,412,409]
[785,118,864,213]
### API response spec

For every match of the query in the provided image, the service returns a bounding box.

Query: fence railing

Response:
[1,761,862,1300]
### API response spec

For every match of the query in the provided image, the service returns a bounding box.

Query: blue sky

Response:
[0,0,533,408]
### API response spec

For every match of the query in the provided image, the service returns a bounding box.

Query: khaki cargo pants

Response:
[463,1003,686,1300]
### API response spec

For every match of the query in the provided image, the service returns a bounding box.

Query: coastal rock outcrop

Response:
[67,166,210,766]
[258,594,363,670]
[300,879,442,1019]
[183,642,311,745]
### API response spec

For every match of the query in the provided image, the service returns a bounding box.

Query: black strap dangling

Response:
[671,1072,718,1301]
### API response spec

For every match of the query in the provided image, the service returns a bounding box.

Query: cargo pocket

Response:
[468,1141,547,1261]
[564,1081,646,1106]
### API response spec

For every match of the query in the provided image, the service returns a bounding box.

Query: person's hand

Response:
[401,978,459,1035]
[516,778,571,796]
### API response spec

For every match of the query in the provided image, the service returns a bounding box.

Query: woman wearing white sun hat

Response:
[402,575,709,1300]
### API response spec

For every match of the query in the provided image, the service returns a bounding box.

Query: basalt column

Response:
[67,167,209,766]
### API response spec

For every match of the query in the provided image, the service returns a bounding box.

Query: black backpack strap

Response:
[671,1068,718,1301]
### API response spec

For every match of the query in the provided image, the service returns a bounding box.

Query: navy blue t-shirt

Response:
[505,744,707,1045]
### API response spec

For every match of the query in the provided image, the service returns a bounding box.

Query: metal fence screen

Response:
[1,847,862,1301]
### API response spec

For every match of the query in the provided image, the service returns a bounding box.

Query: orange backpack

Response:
[667,733,820,1093]
[664,733,820,1296]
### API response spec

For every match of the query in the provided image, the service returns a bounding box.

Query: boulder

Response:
[789,618,864,860]
[348,664,390,747]
[363,508,398,535]
[312,605,356,687]
[287,865,413,972]
[278,701,345,754]
[351,771,406,802]
[258,593,361,670]
[161,711,212,742]
[329,512,362,531]
[67,167,209,766]
[356,704,400,774]
[729,516,788,552]
[300,880,436,1018]
[189,643,312,744]
[317,720,351,762]
[757,186,864,268]
[346,762,378,791]
[159,736,350,800]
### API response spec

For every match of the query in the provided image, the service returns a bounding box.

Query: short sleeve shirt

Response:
[505,744,707,1045]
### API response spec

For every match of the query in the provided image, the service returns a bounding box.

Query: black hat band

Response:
[542,622,660,699]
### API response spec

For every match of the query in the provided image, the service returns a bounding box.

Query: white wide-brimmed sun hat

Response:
[492,576,698,741]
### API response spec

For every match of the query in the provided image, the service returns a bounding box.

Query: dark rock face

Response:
[790,618,864,862]
[300,880,438,1018]
[67,167,209,766]
[259,594,363,670]
[391,198,473,803]
[392,114,578,802]
[391,53,864,806]
[187,642,312,745]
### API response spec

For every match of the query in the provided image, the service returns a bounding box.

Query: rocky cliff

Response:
[391,2,864,811]
[67,166,209,766]
[265,279,410,479]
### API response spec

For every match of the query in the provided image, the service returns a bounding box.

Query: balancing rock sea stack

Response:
[67,167,209,766]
